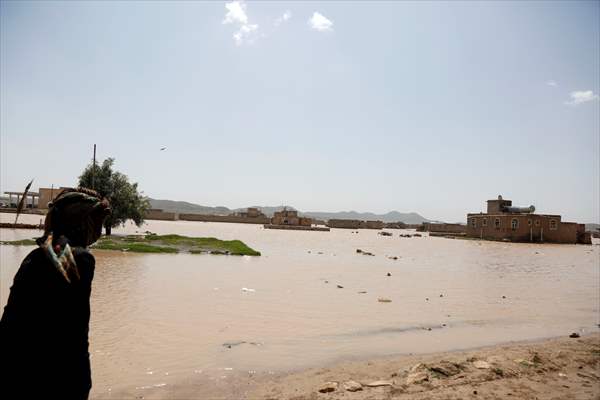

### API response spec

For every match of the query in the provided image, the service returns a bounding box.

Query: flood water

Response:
[1,213,599,398]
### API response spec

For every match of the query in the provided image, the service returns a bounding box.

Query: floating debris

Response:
[378,297,392,303]
[356,248,375,256]
[222,341,262,349]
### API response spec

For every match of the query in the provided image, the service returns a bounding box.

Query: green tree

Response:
[79,158,149,235]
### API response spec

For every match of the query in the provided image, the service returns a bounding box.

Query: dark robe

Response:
[0,247,95,400]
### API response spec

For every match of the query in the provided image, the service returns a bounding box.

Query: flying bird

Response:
[160,147,167,151]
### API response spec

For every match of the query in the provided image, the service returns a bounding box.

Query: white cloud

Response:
[274,10,292,26]
[546,80,557,87]
[565,90,599,106]
[233,23,259,46]
[308,12,333,32]
[223,1,248,25]
[222,1,259,46]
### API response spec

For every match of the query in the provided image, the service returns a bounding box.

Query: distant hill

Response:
[149,199,231,215]
[302,210,429,224]
[148,199,295,217]
[148,198,429,224]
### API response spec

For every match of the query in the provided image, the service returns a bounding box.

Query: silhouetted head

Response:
[42,188,111,247]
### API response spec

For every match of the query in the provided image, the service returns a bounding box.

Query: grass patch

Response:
[93,239,178,253]
[0,238,37,246]
[2,234,261,256]
[144,234,261,256]
[92,234,260,256]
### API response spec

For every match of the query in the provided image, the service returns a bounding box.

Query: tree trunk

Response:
[105,224,112,236]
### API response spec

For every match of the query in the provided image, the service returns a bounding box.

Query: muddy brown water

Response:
[1,214,599,398]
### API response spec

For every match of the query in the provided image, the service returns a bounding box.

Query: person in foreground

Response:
[0,188,110,400]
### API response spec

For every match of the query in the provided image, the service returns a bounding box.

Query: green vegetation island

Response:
[0,233,261,256]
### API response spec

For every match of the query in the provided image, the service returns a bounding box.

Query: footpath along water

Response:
[1,213,599,398]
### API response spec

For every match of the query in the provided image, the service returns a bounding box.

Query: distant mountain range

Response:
[148,198,430,224]
[302,210,429,224]
[149,199,230,215]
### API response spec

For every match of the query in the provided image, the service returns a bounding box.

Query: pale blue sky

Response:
[1,1,599,223]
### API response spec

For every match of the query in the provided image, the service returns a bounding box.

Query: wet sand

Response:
[142,334,600,400]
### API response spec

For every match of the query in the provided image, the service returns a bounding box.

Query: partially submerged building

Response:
[265,209,329,231]
[326,219,384,229]
[466,195,590,244]
[38,187,72,209]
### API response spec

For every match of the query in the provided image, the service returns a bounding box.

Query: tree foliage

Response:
[79,158,149,234]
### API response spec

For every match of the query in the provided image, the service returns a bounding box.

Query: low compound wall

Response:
[178,213,270,224]
[327,219,384,229]
[419,223,466,234]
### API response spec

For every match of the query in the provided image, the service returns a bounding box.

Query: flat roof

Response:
[4,191,40,196]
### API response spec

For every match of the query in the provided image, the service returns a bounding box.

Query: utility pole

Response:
[92,144,96,190]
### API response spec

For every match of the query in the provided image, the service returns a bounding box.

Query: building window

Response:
[482,218,487,227]
[471,218,476,228]
[511,219,518,230]
[550,219,557,230]
[535,220,540,227]
[495,218,501,228]
[528,219,532,226]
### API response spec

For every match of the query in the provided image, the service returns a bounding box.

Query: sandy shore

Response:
[131,333,600,400]
[248,334,600,400]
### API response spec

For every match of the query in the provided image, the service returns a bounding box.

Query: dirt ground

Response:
[114,334,600,399]
[248,334,600,400]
